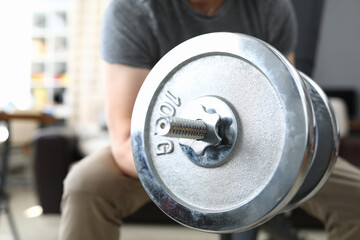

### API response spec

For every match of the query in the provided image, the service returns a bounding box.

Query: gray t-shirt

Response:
[101,0,297,69]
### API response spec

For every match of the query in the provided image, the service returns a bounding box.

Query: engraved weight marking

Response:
[155,91,181,156]
[156,140,174,155]
[159,102,176,117]
[166,91,181,107]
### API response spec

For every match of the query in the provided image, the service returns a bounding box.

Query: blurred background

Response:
[0,1,110,239]
[0,0,359,239]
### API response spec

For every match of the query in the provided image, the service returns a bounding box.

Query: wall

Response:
[313,0,360,119]
[68,0,109,130]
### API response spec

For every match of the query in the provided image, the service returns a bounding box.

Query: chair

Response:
[220,214,301,240]
[0,120,21,240]
[0,110,55,240]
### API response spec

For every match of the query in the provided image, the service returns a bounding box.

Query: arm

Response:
[104,62,150,179]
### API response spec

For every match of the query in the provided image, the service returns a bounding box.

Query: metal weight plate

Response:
[285,73,340,209]
[131,32,315,232]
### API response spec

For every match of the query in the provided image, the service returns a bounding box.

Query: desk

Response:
[0,111,56,240]
[0,111,56,124]
[350,121,360,132]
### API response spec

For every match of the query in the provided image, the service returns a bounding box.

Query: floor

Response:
[0,152,328,240]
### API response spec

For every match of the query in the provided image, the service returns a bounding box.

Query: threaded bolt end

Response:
[157,117,207,140]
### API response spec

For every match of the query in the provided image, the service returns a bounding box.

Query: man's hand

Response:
[286,52,295,66]
[104,63,150,179]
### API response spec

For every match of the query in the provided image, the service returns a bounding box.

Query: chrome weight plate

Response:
[131,32,315,232]
[285,73,340,209]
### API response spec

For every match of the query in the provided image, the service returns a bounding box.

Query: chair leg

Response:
[1,197,21,240]
[220,234,232,240]
[220,228,258,240]
[1,122,21,240]
[261,214,300,240]
[6,206,21,240]
[219,214,301,240]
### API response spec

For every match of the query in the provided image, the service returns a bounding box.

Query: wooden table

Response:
[0,111,56,124]
[0,111,56,240]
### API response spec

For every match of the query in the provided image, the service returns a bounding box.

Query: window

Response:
[0,1,32,110]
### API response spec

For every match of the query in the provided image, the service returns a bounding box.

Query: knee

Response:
[63,147,121,197]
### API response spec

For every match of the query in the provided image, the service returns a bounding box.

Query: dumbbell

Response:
[131,32,339,233]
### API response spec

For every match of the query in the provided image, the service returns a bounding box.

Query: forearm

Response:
[106,99,136,178]
[286,52,295,66]
[104,63,149,179]
[109,132,138,179]
[106,103,139,179]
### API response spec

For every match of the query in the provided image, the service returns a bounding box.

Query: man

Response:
[59,0,360,239]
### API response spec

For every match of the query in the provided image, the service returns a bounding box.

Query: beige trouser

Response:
[58,147,360,240]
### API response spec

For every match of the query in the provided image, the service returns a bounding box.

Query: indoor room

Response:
[0,0,359,240]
